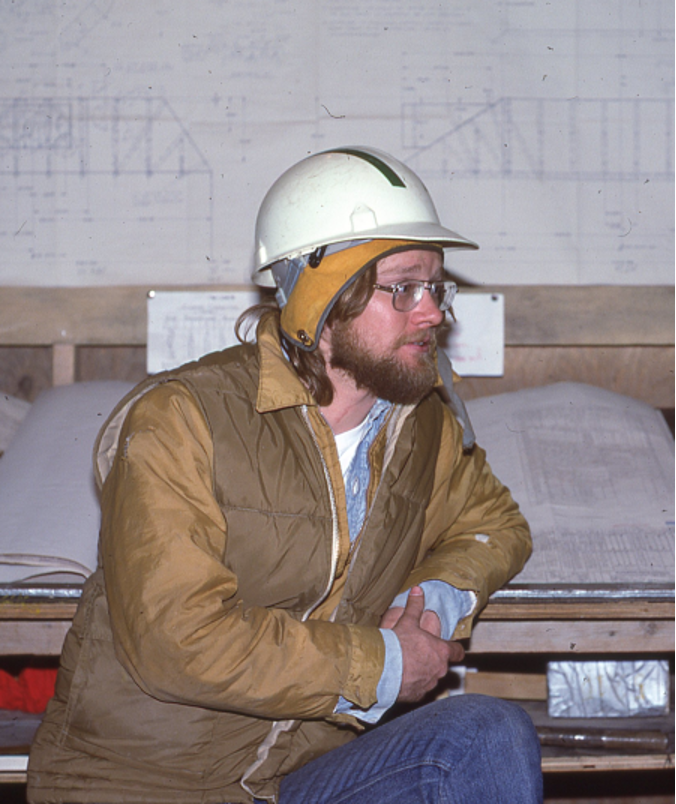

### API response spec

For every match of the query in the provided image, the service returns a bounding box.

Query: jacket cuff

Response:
[341,625,385,710]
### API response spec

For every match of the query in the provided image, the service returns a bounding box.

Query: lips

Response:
[398,331,435,351]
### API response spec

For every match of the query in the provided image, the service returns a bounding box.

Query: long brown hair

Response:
[237,264,376,406]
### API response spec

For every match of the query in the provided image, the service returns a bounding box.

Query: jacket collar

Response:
[256,314,318,413]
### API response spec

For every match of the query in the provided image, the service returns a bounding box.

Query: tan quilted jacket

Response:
[28,315,531,804]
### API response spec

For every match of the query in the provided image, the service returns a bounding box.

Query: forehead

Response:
[376,248,443,280]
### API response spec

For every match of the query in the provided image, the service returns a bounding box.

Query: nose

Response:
[412,286,445,327]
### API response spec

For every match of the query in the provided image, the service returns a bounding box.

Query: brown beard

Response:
[329,321,438,405]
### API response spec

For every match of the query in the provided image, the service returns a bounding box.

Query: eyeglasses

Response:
[372,280,458,313]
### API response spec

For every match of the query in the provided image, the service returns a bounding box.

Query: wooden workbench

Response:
[0,582,673,781]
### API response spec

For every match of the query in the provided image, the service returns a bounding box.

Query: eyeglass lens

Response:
[393,282,455,312]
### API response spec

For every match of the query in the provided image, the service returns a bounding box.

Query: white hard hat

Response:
[253,146,477,288]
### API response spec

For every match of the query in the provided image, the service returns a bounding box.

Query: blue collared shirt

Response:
[333,402,473,723]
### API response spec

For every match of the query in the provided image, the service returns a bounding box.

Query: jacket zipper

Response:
[299,404,341,621]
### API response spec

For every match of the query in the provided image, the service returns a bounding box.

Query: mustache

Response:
[395,330,438,349]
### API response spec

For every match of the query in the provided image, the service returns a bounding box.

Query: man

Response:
[28,147,543,803]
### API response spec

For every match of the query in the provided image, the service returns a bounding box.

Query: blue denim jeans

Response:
[274,694,543,804]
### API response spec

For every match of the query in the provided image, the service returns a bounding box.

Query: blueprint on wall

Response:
[1,0,673,287]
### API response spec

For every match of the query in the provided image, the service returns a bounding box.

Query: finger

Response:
[446,640,465,664]
[401,586,425,623]
[379,606,404,629]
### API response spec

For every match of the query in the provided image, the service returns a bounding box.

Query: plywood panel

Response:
[77,345,148,384]
[0,347,52,402]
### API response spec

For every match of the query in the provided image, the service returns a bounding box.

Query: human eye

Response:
[388,281,424,311]
[396,280,421,293]
[395,281,421,300]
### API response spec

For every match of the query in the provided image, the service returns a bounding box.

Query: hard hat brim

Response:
[254,225,478,288]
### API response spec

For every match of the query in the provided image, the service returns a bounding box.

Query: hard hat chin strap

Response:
[436,348,476,451]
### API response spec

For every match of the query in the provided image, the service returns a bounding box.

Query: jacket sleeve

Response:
[100,382,384,720]
[401,404,532,639]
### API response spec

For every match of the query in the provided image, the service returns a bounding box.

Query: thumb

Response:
[402,586,425,623]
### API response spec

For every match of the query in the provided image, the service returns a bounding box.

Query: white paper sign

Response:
[443,293,504,377]
[148,289,504,376]
[147,290,261,373]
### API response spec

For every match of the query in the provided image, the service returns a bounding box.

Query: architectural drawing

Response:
[0,97,214,283]
[0,0,672,286]
[403,98,673,183]
[59,0,117,51]
[399,95,673,284]
[0,97,210,175]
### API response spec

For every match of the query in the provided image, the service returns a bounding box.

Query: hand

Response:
[383,586,464,703]
[380,604,442,637]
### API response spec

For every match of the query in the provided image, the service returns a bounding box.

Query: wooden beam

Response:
[51,343,76,386]
[464,670,547,700]
[1,599,672,623]
[467,619,675,654]
[9,616,672,657]
[484,286,675,347]
[0,620,70,655]
[0,286,672,347]
[541,753,675,773]
[0,764,28,785]
[4,752,670,783]
[0,286,241,346]
[0,601,78,620]
[480,599,675,621]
